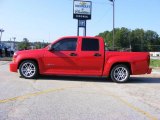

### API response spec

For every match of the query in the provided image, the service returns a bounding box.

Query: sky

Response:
[0,0,160,43]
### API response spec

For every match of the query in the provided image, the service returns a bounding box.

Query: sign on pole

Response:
[73,0,92,20]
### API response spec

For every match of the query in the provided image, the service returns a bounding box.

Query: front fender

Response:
[16,54,44,74]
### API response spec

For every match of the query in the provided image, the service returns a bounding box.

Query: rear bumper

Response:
[147,68,152,74]
[10,62,18,72]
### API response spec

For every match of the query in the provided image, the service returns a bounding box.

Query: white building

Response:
[150,52,160,57]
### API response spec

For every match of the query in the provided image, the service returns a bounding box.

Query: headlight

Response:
[12,52,18,62]
[13,52,18,56]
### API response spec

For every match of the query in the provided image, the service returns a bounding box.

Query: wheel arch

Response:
[109,62,132,75]
[18,59,39,69]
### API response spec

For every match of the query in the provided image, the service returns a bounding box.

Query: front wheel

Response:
[110,64,130,83]
[19,60,39,79]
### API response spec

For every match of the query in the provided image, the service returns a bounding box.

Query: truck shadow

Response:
[38,75,109,83]
[129,77,160,84]
[36,75,160,84]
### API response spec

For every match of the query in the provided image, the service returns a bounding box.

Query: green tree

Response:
[97,27,160,52]
[144,30,159,51]
[98,27,131,50]
[130,29,145,51]
[34,42,42,49]
[18,38,30,50]
[115,27,131,49]
[98,31,112,47]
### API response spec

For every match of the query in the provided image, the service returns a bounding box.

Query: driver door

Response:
[43,38,80,75]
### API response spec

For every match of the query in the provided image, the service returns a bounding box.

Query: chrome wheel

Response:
[110,64,130,83]
[21,62,36,78]
[19,60,38,79]
[113,67,128,82]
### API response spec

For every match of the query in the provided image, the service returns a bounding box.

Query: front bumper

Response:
[10,62,18,72]
[147,68,152,74]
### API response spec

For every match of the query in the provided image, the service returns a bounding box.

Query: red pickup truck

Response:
[10,36,152,83]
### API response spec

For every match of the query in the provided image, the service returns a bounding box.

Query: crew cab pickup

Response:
[10,36,152,83]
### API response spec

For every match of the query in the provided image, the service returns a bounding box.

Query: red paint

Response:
[10,36,152,77]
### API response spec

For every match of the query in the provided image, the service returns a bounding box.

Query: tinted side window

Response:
[82,38,99,51]
[53,38,77,51]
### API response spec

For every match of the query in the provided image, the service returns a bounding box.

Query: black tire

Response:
[19,60,39,79]
[110,64,130,83]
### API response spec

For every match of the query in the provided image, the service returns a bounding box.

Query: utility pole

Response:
[13,37,16,51]
[108,0,115,50]
[0,29,5,44]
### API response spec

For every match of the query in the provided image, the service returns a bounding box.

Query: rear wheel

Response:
[19,60,38,79]
[110,64,130,83]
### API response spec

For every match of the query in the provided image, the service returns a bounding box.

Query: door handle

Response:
[70,53,77,56]
[94,53,101,57]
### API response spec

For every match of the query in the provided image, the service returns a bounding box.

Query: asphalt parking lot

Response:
[0,61,160,120]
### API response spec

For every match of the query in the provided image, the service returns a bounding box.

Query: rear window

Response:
[82,38,99,51]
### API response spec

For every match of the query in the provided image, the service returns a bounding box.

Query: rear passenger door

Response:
[78,38,104,76]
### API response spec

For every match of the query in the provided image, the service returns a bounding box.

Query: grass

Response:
[150,59,160,68]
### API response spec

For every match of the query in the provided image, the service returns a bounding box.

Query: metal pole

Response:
[77,20,79,36]
[129,33,131,52]
[85,20,86,36]
[83,20,86,36]
[108,0,115,50]
[0,29,4,44]
[113,0,115,50]
[84,27,86,36]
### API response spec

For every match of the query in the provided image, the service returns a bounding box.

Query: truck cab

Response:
[44,36,105,76]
